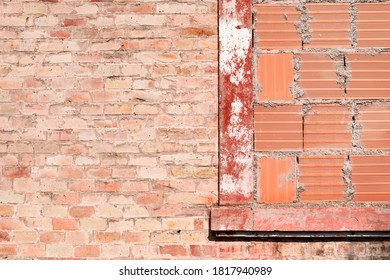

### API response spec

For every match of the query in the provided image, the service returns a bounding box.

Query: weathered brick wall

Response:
[0,0,389,259]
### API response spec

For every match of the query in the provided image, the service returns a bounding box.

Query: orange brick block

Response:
[254,105,303,151]
[254,4,301,50]
[351,156,390,202]
[356,103,390,150]
[299,156,346,202]
[258,157,297,204]
[298,53,344,99]
[304,105,352,150]
[305,3,351,48]
[355,3,390,48]
[256,53,294,101]
[347,53,390,99]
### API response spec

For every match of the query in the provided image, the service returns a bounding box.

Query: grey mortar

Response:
[342,156,355,201]
[295,2,312,45]
[349,2,358,48]
[350,102,365,153]
[294,184,306,203]
[290,54,305,98]
[301,104,312,116]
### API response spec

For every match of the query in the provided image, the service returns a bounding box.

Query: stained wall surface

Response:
[0,0,389,259]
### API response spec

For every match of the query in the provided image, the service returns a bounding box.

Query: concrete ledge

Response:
[211,206,390,232]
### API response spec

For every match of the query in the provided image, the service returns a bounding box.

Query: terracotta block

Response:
[356,103,390,150]
[258,157,297,204]
[254,4,301,50]
[254,105,303,151]
[299,156,346,202]
[304,104,352,150]
[355,3,390,48]
[347,53,390,99]
[256,53,294,101]
[351,156,390,202]
[306,3,351,48]
[298,53,344,99]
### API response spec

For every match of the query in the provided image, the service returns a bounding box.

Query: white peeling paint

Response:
[219,0,251,85]
[221,96,253,196]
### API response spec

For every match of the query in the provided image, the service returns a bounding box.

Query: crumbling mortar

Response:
[295,2,312,46]
[255,99,358,106]
[294,156,304,203]
[255,149,390,159]
[253,154,260,203]
[349,2,358,48]
[350,102,364,153]
[301,104,311,116]
[253,51,263,103]
[290,54,305,99]
[342,156,355,201]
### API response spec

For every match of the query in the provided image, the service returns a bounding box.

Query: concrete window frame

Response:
[210,0,390,235]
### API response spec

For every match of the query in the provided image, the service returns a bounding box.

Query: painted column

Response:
[219,0,254,204]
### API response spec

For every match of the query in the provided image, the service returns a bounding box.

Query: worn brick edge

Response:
[211,207,390,231]
[219,0,254,205]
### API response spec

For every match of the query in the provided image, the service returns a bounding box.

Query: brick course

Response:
[0,0,389,260]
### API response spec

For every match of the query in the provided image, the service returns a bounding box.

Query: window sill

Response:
[211,206,390,232]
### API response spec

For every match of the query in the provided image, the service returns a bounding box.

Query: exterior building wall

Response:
[0,0,389,259]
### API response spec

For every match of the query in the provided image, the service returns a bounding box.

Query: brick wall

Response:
[0,0,389,259]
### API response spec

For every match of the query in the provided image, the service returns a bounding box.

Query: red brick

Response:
[69,206,95,218]
[258,157,297,204]
[52,218,79,230]
[39,232,65,243]
[95,232,121,243]
[135,193,163,205]
[0,245,17,256]
[0,231,10,242]
[0,205,14,217]
[254,105,303,151]
[53,193,79,205]
[75,245,100,257]
[50,31,71,38]
[0,218,25,230]
[123,231,150,243]
[3,167,29,178]
[160,245,187,257]
[256,53,294,101]
[63,19,85,27]
[218,244,246,259]
[96,181,121,192]
[19,244,45,257]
